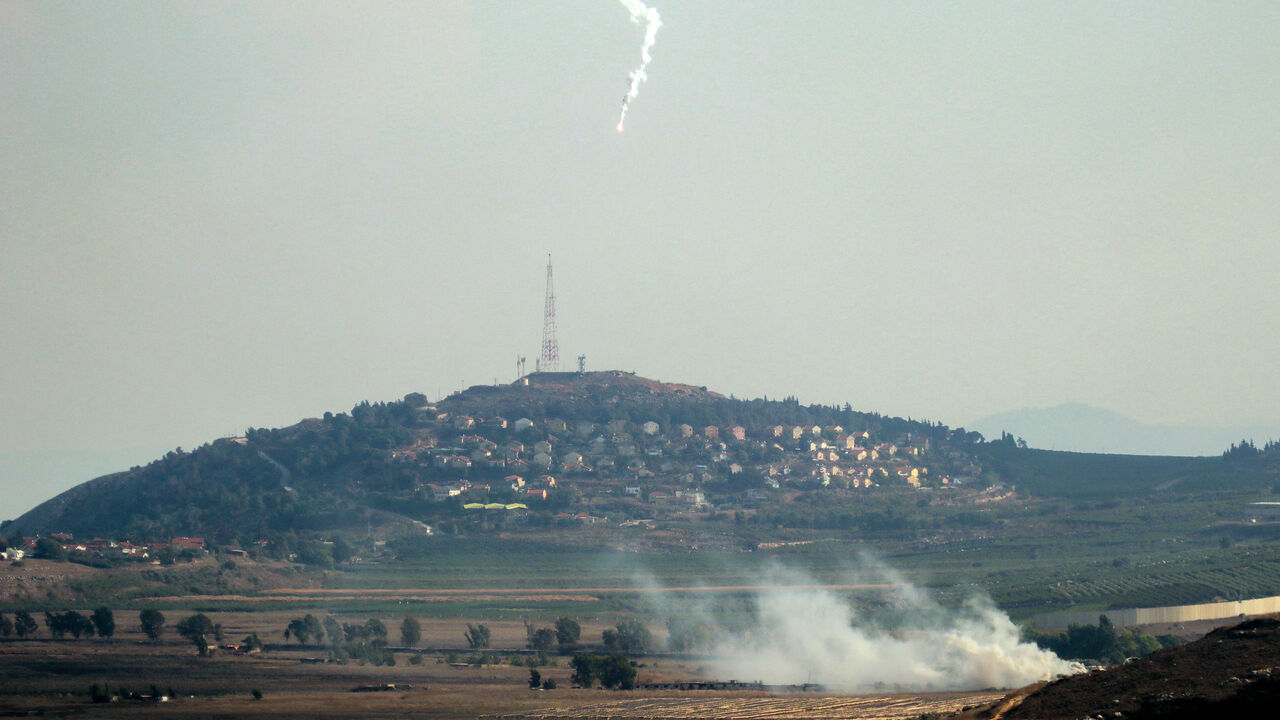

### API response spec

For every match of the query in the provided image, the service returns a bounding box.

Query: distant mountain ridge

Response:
[970,403,1279,457]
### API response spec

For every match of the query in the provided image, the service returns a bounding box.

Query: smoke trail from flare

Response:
[616,0,661,131]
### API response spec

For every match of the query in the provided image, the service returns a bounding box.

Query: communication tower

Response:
[539,254,560,372]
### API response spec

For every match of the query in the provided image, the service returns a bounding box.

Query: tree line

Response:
[4,608,709,659]
[0,607,115,639]
[1024,615,1181,664]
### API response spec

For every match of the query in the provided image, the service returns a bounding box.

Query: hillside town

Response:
[391,392,995,530]
[6,372,1021,553]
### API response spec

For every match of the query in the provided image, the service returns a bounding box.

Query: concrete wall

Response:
[1032,594,1280,629]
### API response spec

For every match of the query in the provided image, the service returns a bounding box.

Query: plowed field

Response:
[487,691,1005,720]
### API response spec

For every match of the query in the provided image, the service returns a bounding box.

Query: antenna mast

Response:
[540,254,560,372]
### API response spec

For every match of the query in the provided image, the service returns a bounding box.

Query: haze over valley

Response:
[4,2,1280,718]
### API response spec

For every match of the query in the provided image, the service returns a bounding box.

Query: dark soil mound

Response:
[1002,617,1280,720]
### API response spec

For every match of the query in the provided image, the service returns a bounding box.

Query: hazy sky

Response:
[3,1,1279,520]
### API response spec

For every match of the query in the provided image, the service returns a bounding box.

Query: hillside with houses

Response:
[4,373,988,544]
[6,371,1273,560]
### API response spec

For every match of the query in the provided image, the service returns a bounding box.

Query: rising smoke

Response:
[616,0,662,132]
[647,562,1082,692]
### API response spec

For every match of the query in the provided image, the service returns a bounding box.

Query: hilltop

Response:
[5,371,1280,612]
[5,372,971,543]
[451,371,726,408]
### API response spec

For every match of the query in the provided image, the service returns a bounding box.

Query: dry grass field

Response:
[0,637,594,719]
[485,692,1007,720]
[0,611,1008,720]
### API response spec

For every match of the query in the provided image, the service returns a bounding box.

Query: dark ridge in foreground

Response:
[997,617,1280,720]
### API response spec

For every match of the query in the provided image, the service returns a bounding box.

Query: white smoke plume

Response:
[648,563,1082,692]
[616,0,662,132]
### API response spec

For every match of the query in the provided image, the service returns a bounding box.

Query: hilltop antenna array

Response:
[539,254,560,372]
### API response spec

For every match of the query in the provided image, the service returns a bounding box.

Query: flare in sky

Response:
[616,0,662,132]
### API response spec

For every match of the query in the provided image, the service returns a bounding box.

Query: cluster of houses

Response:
[628,486,709,510]
[387,410,974,527]
[422,470,558,504]
[1,534,209,562]
[430,415,944,486]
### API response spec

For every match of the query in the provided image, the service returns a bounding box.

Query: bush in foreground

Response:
[570,654,636,690]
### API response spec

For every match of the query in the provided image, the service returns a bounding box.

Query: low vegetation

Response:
[602,618,652,656]
[465,622,491,649]
[1023,615,1180,664]
[174,613,222,656]
[570,653,637,690]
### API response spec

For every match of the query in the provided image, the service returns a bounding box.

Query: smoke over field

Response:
[652,563,1081,692]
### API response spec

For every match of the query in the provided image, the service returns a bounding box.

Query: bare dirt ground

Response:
[0,614,1004,720]
[0,556,320,603]
[485,692,1007,720]
[0,557,101,601]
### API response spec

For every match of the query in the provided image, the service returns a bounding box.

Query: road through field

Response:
[262,583,896,596]
[147,583,896,605]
